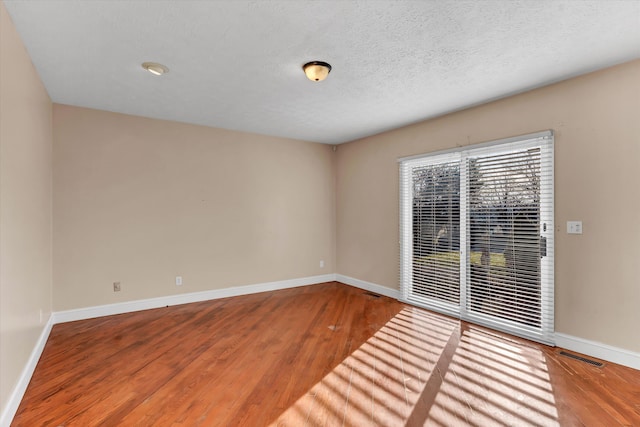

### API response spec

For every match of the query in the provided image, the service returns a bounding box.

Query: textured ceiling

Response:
[4,0,640,144]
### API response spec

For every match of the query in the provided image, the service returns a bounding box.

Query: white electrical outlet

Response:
[567,221,583,234]
[176,276,183,286]
[320,260,325,268]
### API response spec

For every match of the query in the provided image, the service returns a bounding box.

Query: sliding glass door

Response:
[400,131,554,344]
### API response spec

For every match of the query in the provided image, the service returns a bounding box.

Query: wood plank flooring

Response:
[12,282,640,426]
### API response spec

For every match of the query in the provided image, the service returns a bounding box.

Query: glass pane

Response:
[412,162,460,304]
[468,149,542,327]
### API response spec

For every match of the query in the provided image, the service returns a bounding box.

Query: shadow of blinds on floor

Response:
[271,308,559,426]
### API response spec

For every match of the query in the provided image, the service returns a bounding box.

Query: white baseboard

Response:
[555,332,640,371]
[53,274,336,324]
[335,274,400,299]
[0,315,54,427]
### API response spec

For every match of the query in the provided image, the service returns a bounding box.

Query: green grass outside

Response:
[415,251,506,268]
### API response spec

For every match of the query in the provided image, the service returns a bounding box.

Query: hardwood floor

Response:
[12,282,640,426]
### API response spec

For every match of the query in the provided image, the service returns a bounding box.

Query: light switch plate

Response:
[567,221,582,234]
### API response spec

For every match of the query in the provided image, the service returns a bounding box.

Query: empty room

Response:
[1,0,639,426]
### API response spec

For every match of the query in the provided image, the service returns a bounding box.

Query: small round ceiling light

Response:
[303,61,331,82]
[142,62,169,76]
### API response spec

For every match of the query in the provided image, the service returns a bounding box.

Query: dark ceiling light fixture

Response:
[303,61,332,82]
[142,62,169,76]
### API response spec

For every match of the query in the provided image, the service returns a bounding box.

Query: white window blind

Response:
[400,131,554,345]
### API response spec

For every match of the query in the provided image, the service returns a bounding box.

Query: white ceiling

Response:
[4,0,640,144]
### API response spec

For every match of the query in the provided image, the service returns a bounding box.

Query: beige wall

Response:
[336,60,640,353]
[53,105,335,311]
[0,1,53,415]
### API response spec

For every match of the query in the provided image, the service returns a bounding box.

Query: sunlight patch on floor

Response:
[427,326,560,426]
[271,308,559,426]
